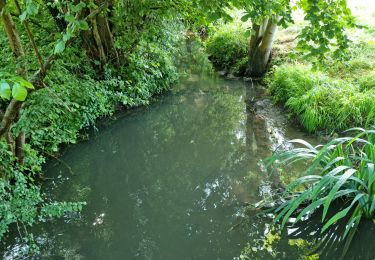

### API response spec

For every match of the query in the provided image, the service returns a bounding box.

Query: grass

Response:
[266,0,375,133]
[267,65,375,133]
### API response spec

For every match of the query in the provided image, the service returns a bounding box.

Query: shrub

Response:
[0,140,84,253]
[1,19,182,249]
[206,24,248,74]
[14,69,114,153]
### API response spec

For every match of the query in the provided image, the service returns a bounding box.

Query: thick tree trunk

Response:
[247,17,279,77]
[248,24,260,63]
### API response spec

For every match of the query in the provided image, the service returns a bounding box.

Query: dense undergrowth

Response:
[206,23,248,75]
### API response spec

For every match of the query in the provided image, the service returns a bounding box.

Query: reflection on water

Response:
[1,76,372,259]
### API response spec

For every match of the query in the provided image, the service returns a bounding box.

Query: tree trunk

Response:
[90,11,107,64]
[0,1,27,163]
[1,5,26,77]
[82,0,119,67]
[247,17,279,77]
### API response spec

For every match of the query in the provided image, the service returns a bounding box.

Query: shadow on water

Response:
[1,75,373,259]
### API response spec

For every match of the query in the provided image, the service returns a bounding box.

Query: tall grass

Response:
[267,65,375,133]
[266,127,375,255]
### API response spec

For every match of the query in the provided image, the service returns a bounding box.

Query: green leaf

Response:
[19,12,27,22]
[322,193,364,232]
[54,41,66,54]
[26,1,39,15]
[244,30,253,38]
[0,81,11,100]
[322,168,357,221]
[0,82,11,101]
[241,13,251,22]
[12,77,34,89]
[78,21,89,30]
[12,83,28,101]
[63,33,72,42]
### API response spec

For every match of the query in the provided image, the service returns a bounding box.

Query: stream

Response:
[2,76,374,259]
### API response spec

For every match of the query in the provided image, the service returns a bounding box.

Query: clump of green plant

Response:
[267,65,375,133]
[14,68,114,153]
[206,24,248,75]
[0,140,84,254]
[266,128,375,256]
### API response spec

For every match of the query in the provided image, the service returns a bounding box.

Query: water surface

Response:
[2,76,371,259]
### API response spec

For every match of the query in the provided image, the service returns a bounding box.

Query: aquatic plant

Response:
[267,127,375,252]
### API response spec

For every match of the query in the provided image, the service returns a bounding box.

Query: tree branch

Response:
[13,0,44,70]
[10,12,54,34]
[0,2,109,139]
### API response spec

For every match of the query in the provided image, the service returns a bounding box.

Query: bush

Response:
[206,24,248,74]
[14,69,114,153]
[267,65,375,133]
[0,140,84,253]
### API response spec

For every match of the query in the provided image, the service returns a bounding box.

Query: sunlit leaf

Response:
[12,83,28,101]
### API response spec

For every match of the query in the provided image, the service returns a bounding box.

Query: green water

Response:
[2,76,373,259]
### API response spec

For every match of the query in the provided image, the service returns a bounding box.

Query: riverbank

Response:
[205,0,375,134]
[0,15,213,249]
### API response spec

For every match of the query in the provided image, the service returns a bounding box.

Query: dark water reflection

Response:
[2,76,373,259]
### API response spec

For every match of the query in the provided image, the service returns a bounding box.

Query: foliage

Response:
[176,35,214,76]
[0,76,34,102]
[109,44,179,107]
[0,0,200,247]
[267,65,375,133]
[266,128,375,256]
[206,24,248,74]
[0,140,84,253]
[239,0,356,64]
